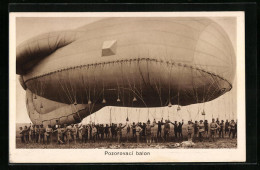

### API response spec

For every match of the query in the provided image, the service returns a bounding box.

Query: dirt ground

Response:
[16,137,237,149]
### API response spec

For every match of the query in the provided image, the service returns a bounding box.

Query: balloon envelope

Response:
[17,17,235,126]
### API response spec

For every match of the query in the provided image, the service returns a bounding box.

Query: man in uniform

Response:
[110,123,115,139]
[198,120,204,142]
[104,124,110,140]
[177,120,184,140]
[204,120,209,138]
[186,120,194,141]
[39,124,45,144]
[145,120,155,144]
[34,125,39,143]
[23,126,30,143]
[209,118,219,141]
[80,125,88,143]
[62,124,68,142]
[92,124,97,143]
[139,122,146,142]
[155,120,162,142]
[88,123,92,140]
[219,120,224,138]
[194,121,199,140]
[45,124,53,144]
[19,127,24,143]
[65,124,73,144]
[116,123,127,143]
[234,120,237,138]
[95,124,100,140]
[75,124,80,141]
[225,119,229,136]
[170,121,178,141]
[126,124,131,142]
[99,124,105,140]
[163,120,171,142]
[131,122,137,139]
[71,124,78,144]
[60,124,67,143]
[229,120,236,139]
[216,118,220,135]
[54,124,64,144]
[29,124,35,143]
[136,123,143,143]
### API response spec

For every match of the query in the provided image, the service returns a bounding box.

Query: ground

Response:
[16,137,237,149]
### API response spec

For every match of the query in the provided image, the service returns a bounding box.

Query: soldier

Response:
[66,124,73,144]
[19,127,24,143]
[104,124,110,139]
[131,122,137,139]
[45,124,53,144]
[198,120,204,142]
[110,123,115,139]
[29,124,35,143]
[95,124,100,140]
[54,125,64,144]
[225,120,230,136]
[204,120,209,138]
[114,124,118,139]
[126,124,131,142]
[219,120,224,138]
[139,122,146,142]
[77,124,83,141]
[34,125,39,143]
[136,123,143,143]
[177,120,184,140]
[116,123,127,143]
[39,124,45,144]
[155,120,162,142]
[163,120,171,142]
[88,124,92,140]
[186,121,194,141]
[23,126,29,143]
[71,124,78,144]
[170,121,178,140]
[234,120,237,138]
[194,121,199,139]
[92,124,97,143]
[100,124,105,140]
[80,125,88,143]
[63,124,68,142]
[216,118,220,134]
[145,120,155,144]
[61,124,67,143]
[230,120,236,139]
[76,124,80,140]
[209,118,219,141]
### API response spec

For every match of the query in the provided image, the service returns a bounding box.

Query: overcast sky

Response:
[15,16,237,123]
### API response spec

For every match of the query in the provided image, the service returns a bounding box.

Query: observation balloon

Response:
[16,17,236,126]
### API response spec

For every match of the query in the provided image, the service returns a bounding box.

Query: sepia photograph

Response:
[9,12,245,163]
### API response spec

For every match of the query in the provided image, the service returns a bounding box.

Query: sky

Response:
[15,16,237,123]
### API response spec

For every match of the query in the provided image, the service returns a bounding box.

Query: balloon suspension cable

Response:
[126,108,129,122]
[177,92,181,111]
[102,82,106,104]
[147,108,150,121]
[116,80,121,102]
[167,108,170,121]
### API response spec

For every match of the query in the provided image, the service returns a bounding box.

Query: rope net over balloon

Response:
[24,57,233,126]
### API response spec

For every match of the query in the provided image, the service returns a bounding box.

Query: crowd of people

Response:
[18,118,237,146]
